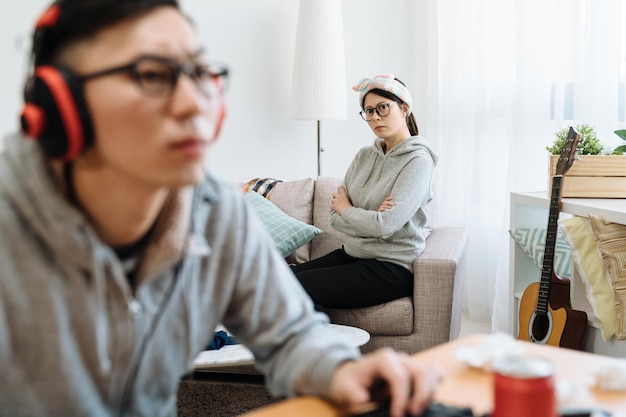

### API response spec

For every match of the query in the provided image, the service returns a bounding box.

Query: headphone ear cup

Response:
[20,65,93,161]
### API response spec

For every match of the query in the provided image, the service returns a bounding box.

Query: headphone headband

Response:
[20,2,94,162]
[35,4,61,29]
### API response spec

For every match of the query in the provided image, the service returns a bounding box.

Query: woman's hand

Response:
[378,196,394,212]
[331,186,352,215]
[329,348,443,417]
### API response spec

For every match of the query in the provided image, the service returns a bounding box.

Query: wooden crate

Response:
[549,155,626,198]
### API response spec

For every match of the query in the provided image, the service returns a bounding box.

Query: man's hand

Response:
[331,186,352,215]
[329,348,442,417]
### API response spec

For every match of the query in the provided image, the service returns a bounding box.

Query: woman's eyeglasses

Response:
[79,55,229,98]
[359,101,398,121]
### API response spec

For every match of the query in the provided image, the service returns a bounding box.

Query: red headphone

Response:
[21,3,228,161]
[20,3,94,162]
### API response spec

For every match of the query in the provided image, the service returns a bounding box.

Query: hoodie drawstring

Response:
[91,240,112,375]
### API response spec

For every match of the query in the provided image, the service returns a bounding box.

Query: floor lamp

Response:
[290,0,347,177]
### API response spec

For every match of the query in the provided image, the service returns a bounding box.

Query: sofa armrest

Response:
[413,226,468,345]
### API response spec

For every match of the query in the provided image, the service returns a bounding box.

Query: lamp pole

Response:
[317,121,322,176]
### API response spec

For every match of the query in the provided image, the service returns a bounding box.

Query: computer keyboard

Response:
[352,403,611,417]
[353,402,474,417]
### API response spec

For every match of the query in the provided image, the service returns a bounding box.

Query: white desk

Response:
[509,191,626,356]
[194,323,370,370]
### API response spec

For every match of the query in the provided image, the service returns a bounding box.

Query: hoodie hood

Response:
[0,133,95,271]
[373,135,438,163]
[0,133,198,273]
[359,135,438,187]
[0,133,118,373]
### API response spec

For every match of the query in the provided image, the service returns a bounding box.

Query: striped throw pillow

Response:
[245,190,322,257]
[510,227,572,278]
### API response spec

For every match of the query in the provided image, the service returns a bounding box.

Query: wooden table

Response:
[239,334,626,417]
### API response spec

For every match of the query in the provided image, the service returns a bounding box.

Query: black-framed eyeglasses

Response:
[78,55,229,98]
[359,101,398,121]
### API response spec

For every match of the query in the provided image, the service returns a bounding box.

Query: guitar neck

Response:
[537,175,563,314]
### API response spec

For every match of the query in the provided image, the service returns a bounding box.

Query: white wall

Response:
[0,0,51,146]
[0,0,420,182]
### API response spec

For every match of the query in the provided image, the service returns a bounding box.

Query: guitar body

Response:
[518,275,588,350]
[517,127,587,350]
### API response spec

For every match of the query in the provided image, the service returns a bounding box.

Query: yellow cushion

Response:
[588,214,626,341]
[559,216,618,341]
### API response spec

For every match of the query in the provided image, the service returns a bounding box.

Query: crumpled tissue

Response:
[594,358,626,392]
[454,332,525,371]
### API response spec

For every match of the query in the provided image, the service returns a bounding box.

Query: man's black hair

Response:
[33,0,179,67]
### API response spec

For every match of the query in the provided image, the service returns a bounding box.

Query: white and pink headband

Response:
[352,74,412,112]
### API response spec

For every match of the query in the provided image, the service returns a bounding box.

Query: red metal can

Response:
[492,355,557,417]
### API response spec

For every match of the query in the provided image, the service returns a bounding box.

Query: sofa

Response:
[262,176,468,354]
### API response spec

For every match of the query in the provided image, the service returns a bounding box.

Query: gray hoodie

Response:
[0,133,359,417]
[330,135,438,272]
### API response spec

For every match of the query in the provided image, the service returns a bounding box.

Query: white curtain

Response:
[410,0,625,330]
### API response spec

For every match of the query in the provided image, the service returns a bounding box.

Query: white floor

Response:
[458,310,492,337]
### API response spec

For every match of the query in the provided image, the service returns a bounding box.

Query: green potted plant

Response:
[547,124,626,198]
[612,129,626,155]
[546,124,604,155]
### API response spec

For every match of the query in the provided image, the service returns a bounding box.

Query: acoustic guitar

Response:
[517,127,588,350]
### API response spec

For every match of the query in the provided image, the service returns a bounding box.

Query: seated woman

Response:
[292,74,437,312]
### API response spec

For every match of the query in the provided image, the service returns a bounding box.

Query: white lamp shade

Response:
[290,0,347,120]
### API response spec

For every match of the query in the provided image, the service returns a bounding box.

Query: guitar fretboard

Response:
[537,175,563,315]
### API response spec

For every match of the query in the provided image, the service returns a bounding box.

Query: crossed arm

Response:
[331,187,394,214]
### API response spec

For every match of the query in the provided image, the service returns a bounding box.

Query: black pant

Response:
[291,248,413,310]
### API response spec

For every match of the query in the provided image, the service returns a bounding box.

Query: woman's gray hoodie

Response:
[330,135,438,272]
[0,134,359,417]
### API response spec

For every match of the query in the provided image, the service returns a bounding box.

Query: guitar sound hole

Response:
[532,313,550,341]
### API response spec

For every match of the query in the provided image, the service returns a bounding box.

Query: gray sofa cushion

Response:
[311,177,345,261]
[268,178,315,264]
[326,296,413,336]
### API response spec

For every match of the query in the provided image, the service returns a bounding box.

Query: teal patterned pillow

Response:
[245,190,323,257]
[510,228,572,278]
